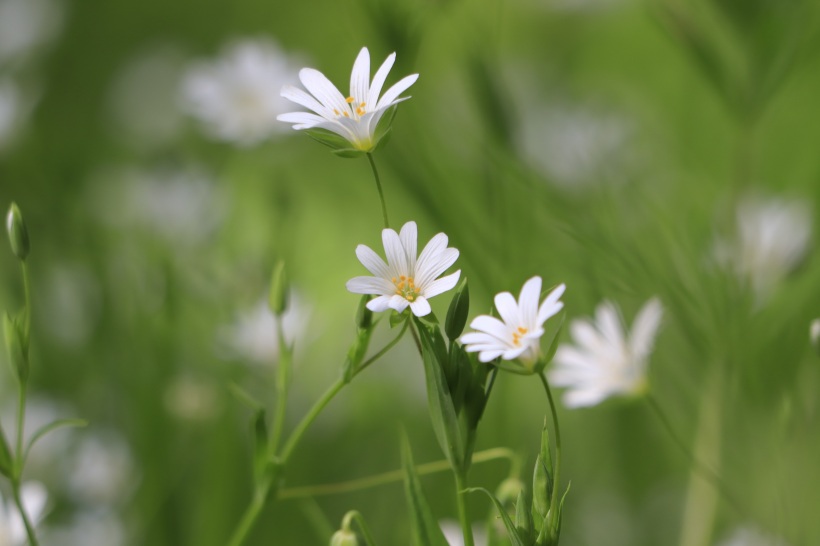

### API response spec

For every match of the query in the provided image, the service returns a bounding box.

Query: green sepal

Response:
[534,314,564,375]
[400,429,450,546]
[414,317,464,470]
[515,490,535,545]
[304,128,352,150]
[373,104,398,144]
[0,426,12,478]
[466,488,526,546]
[547,482,571,544]
[444,277,470,342]
[532,454,550,520]
[332,149,367,159]
[268,261,289,315]
[492,359,534,376]
[356,295,374,330]
[389,309,409,328]
[6,202,30,261]
[3,313,28,384]
[417,311,439,326]
[371,127,392,153]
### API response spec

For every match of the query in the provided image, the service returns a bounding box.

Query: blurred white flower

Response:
[461,277,565,365]
[279,47,418,152]
[38,264,102,347]
[107,45,185,148]
[220,292,311,366]
[90,165,226,248]
[0,78,26,151]
[439,519,487,546]
[41,509,125,546]
[550,297,662,408]
[67,432,135,507]
[810,318,820,356]
[0,481,48,546]
[714,196,812,299]
[518,105,633,189]
[717,526,792,546]
[164,374,221,422]
[181,39,298,145]
[346,221,460,317]
[0,0,61,64]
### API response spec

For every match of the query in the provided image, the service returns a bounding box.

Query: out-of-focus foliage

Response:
[1,0,820,544]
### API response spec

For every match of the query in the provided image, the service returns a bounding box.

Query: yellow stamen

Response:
[360,102,365,107]
[407,277,414,284]
[414,287,421,293]
[334,109,339,115]
[346,97,355,103]
[392,277,397,283]
[518,327,528,334]
[343,112,349,117]
[396,290,402,296]
[400,275,406,281]
[407,295,414,301]
[398,282,406,289]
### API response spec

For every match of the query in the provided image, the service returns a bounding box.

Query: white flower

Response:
[549,297,662,408]
[717,526,792,546]
[0,0,62,64]
[181,39,297,145]
[439,519,488,546]
[346,221,460,317]
[0,79,23,150]
[41,509,125,546]
[461,277,566,365]
[714,196,812,299]
[278,47,418,151]
[67,432,135,507]
[0,481,48,546]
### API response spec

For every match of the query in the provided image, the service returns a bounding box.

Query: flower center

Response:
[512,327,528,347]
[392,275,420,302]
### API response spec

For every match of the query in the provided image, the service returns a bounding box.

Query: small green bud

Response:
[355,295,373,330]
[810,319,820,356]
[330,529,358,546]
[3,313,28,384]
[532,454,550,519]
[515,490,534,545]
[268,261,288,315]
[0,426,12,478]
[6,203,29,260]
[445,277,469,341]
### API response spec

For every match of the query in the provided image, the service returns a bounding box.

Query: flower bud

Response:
[355,294,373,330]
[532,454,550,519]
[0,428,11,478]
[810,319,820,356]
[445,277,469,342]
[6,203,29,260]
[330,529,358,546]
[3,313,28,384]
[268,261,288,316]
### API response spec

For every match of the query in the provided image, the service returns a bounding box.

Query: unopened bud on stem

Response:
[268,261,288,316]
[6,203,29,260]
[810,319,820,356]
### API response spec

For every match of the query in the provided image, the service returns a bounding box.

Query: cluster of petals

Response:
[461,277,566,364]
[346,221,460,317]
[278,47,418,151]
[549,297,662,408]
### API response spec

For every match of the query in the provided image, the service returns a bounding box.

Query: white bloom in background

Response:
[346,221,460,317]
[550,297,662,408]
[0,0,62,64]
[279,47,418,152]
[439,519,488,546]
[41,509,125,546]
[181,39,297,145]
[717,526,792,546]
[164,374,221,422]
[38,263,102,347]
[714,196,812,298]
[67,432,135,507]
[0,79,23,150]
[461,277,565,365]
[220,292,311,366]
[0,482,48,545]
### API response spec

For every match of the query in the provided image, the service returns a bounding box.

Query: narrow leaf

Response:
[401,430,450,546]
[24,419,88,463]
[465,488,526,546]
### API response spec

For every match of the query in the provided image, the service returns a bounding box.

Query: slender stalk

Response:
[21,261,31,338]
[15,388,25,471]
[269,319,291,456]
[278,447,516,499]
[539,373,562,514]
[454,470,475,546]
[11,479,39,546]
[344,511,377,546]
[366,153,390,229]
[355,317,409,376]
[226,482,270,546]
[408,320,423,357]
[646,395,745,516]
[280,379,345,464]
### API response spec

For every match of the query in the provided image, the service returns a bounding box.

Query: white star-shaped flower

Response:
[549,297,662,408]
[346,221,460,317]
[278,47,418,152]
[461,277,566,365]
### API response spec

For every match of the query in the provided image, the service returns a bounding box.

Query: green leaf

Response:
[445,278,470,342]
[534,315,564,374]
[414,318,464,470]
[548,482,571,542]
[465,488,526,546]
[24,419,88,464]
[400,429,450,546]
[540,420,554,486]
[390,310,408,329]
[418,311,439,326]
[332,149,367,159]
[304,128,352,150]
[252,408,269,481]
[229,383,264,412]
[3,313,27,383]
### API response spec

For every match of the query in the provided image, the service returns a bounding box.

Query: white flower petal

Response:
[400,221,418,274]
[423,270,461,299]
[629,297,663,360]
[518,276,542,325]
[382,228,408,278]
[568,320,601,352]
[366,295,393,313]
[460,332,504,346]
[469,315,510,344]
[416,232,449,274]
[409,296,431,317]
[389,294,409,313]
[299,68,349,115]
[416,248,459,288]
[493,292,520,331]
[502,346,529,361]
[350,47,370,105]
[478,349,505,363]
[280,85,334,119]
[562,387,610,409]
[368,52,396,107]
[356,244,389,278]
[276,112,326,127]
[346,276,394,295]
[595,301,625,349]
[376,73,419,109]
[537,301,564,327]
[538,284,566,324]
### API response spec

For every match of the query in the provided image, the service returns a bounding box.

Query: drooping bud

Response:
[330,529,358,546]
[268,261,288,316]
[3,313,28,384]
[6,203,29,260]
[810,319,820,356]
[355,294,373,330]
[445,277,469,342]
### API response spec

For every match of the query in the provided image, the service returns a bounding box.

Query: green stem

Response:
[539,373,561,517]
[278,447,516,499]
[226,481,271,546]
[354,317,408,376]
[21,261,31,339]
[646,395,745,516]
[455,470,475,546]
[279,378,346,464]
[343,511,377,546]
[269,318,291,456]
[15,387,25,472]
[11,479,39,546]
[367,153,390,229]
